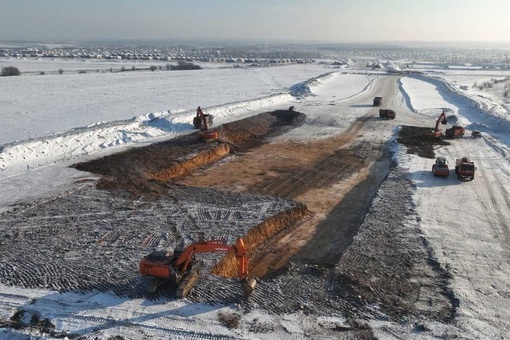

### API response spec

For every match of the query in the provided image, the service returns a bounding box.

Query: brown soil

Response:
[0,109,456,338]
[74,111,381,279]
[397,125,450,159]
[73,110,305,197]
[73,111,447,286]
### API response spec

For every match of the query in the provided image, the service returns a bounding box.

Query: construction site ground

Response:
[0,83,459,340]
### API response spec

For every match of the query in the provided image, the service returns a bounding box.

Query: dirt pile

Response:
[73,110,306,189]
[397,125,450,158]
[2,309,75,339]
[212,203,309,277]
[217,109,306,148]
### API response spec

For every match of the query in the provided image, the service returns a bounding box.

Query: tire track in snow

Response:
[474,162,510,260]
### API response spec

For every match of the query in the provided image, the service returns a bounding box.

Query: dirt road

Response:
[177,76,399,276]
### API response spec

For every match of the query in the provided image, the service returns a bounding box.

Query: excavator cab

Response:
[193,113,213,130]
[436,157,447,168]
[194,107,218,141]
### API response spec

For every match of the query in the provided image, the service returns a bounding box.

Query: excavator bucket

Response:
[241,278,257,298]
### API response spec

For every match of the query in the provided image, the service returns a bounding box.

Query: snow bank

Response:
[401,73,510,136]
[0,71,375,181]
[289,71,335,96]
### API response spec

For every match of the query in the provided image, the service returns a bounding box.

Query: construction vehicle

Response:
[471,130,482,138]
[428,110,448,139]
[139,237,256,298]
[373,97,383,106]
[455,156,476,180]
[193,106,218,141]
[445,125,465,138]
[432,156,449,177]
[379,109,396,119]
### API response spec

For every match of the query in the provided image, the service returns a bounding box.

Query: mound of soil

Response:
[397,125,450,159]
[73,109,306,195]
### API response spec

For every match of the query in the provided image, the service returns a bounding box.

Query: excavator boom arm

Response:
[196,106,209,131]
[194,106,218,141]
[435,111,447,132]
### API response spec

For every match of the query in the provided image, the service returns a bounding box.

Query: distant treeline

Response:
[1,61,202,76]
[122,60,201,72]
[170,61,201,70]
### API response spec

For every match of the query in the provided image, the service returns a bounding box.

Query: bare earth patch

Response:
[0,110,457,338]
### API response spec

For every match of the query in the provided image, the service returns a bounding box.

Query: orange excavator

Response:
[139,237,256,298]
[193,106,218,141]
[431,110,448,138]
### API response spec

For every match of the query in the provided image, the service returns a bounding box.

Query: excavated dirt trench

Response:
[73,109,313,277]
[178,114,385,277]
[74,110,305,184]
[73,110,379,280]
[0,110,458,336]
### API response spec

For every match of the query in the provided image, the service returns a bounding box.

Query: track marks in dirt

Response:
[336,168,457,321]
[1,305,242,340]
[178,113,387,278]
[0,185,297,298]
[249,148,363,198]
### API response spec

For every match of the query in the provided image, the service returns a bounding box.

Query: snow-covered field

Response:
[1,58,510,339]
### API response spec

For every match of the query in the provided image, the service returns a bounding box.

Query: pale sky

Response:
[1,0,509,43]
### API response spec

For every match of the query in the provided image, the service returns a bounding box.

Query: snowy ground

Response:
[1,58,510,339]
[396,73,510,339]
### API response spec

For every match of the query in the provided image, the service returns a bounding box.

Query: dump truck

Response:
[432,156,449,177]
[379,109,396,119]
[373,97,382,106]
[471,131,482,138]
[445,125,465,138]
[455,156,475,180]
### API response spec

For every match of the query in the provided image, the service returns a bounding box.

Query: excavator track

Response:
[176,267,201,298]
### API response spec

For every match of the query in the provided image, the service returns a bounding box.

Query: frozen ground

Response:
[1,59,510,339]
